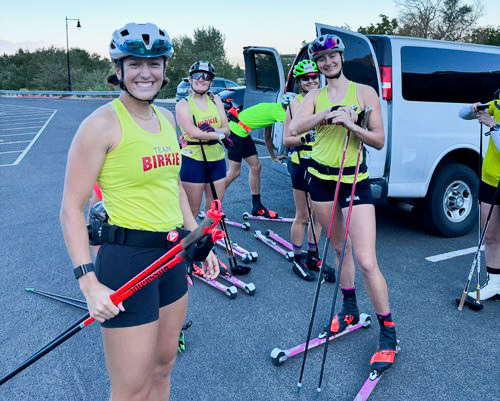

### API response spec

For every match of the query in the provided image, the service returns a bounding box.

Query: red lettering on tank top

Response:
[174,152,180,165]
[165,153,172,166]
[142,156,153,171]
[152,155,158,169]
[157,154,165,167]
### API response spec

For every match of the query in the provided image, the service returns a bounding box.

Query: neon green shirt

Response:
[97,99,183,232]
[483,101,500,187]
[180,95,225,162]
[308,82,367,184]
[229,102,285,138]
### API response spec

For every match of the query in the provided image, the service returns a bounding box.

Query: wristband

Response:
[217,131,225,141]
[73,263,95,279]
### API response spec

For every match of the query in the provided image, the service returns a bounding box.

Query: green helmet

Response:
[293,60,319,78]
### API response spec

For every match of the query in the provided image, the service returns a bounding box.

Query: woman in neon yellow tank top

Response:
[460,98,500,301]
[282,60,325,282]
[176,60,230,217]
[290,34,398,375]
[60,23,218,400]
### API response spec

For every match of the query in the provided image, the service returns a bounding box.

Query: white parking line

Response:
[0,126,43,130]
[0,120,50,126]
[425,245,484,262]
[0,140,32,145]
[0,132,37,137]
[12,110,57,165]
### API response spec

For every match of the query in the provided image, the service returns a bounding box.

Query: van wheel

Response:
[422,163,478,237]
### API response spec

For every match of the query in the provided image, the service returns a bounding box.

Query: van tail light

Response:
[379,66,392,101]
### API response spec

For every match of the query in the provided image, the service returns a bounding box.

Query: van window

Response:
[401,46,500,103]
[319,28,379,94]
[254,53,281,91]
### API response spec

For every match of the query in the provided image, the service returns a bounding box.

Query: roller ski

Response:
[270,313,371,366]
[353,340,401,401]
[214,238,258,263]
[198,211,250,231]
[243,211,293,223]
[254,230,294,261]
[217,258,256,296]
[191,264,238,299]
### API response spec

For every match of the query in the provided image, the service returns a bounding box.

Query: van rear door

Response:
[314,24,387,189]
[243,47,286,151]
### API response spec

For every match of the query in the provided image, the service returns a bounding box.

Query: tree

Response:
[466,25,500,46]
[358,14,399,35]
[395,0,484,40]
[160,26,244,98]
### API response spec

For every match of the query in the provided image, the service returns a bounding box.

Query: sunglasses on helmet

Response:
[191,72,213,81]
[300,73,319,82]
[120,39,172,57]
[310,37,340,55]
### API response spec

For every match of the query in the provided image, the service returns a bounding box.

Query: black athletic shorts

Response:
[180,156,226,183]
[479,180,500,205]
[95,243,188,328]
[227,132,257,162]
[290,161,308,192]
[308,174,373,207]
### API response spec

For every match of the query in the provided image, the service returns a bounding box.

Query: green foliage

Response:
[0,46,113,90]
[466,25,500,46]
[358,14,399,35]
[357,1,498,47]
[161,26,244,98]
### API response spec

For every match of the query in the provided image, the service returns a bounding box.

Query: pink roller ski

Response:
[254,230,294,261]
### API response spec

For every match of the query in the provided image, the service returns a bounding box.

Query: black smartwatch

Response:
[491,123,500,132]
[73,263,95,279]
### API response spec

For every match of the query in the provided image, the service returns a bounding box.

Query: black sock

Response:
[252,194,262,209]
[341,288,357,313]
[376,313,397,349]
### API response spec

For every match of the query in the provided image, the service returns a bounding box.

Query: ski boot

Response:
[370,314,399,374]
[306,251,321,271]
[292,255,316,282]
[467,272,500,301]
[252,205,279,219]
[327,289,359,335]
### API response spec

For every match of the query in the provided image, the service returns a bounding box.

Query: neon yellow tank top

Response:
[180,95,225,162]
[291,93,315,165]
[482,101,500,187]
[308,82,367,183]
[97,99,183,232]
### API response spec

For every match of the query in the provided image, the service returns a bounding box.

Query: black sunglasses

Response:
[191,72,213,81]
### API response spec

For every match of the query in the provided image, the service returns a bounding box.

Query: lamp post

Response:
[65,17,81,91]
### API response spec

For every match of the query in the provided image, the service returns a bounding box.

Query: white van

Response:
[241,24,500,237]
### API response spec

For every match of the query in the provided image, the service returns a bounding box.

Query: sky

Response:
[1,0,499,66]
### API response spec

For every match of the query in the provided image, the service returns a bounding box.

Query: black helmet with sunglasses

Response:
[189,61,216,79]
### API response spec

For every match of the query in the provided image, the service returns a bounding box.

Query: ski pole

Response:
[289,106,321,267]
[317,131,366,393]
[458,179,500,310]
[25,287,87,310]
[476,122,483,303]
[297,124,352,389]
[194,116,247,274]
[0,204,225,385]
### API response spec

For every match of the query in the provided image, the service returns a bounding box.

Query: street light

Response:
[65,16,81,91]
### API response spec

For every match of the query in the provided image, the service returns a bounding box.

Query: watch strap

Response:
[73,263,95,279]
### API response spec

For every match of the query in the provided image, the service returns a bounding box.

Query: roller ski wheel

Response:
[244,283,256,296]
[225,286,238,299]
[242,212,250,220]
[270,348,289,366]
[242,222,250,231]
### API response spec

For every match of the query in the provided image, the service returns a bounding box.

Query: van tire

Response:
[422,163,478,237]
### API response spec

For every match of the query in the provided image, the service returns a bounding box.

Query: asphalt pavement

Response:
[0,97,498,401]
